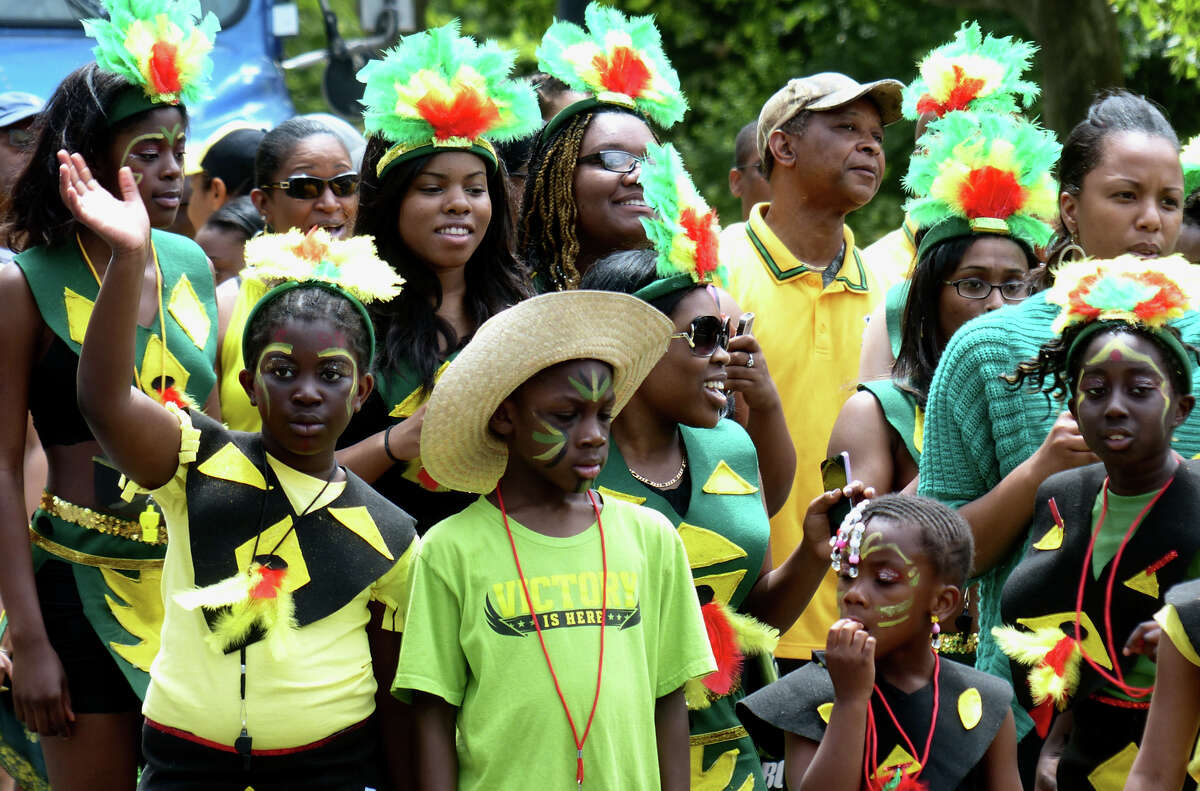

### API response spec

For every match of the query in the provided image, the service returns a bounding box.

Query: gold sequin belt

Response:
[38,491,166,546]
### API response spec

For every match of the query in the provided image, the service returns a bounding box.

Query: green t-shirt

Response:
[394,495,716,790]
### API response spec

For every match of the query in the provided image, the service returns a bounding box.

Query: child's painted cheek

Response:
[531,417,567,468]
[877,597,913,628]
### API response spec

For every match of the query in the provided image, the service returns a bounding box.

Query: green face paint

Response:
[120,124,186,183]
[254,343,294,418]
[877,598,913,628]
[319,347,359,418]
[1079,335,1174,423]
[532,417,567,467]
[859,531,913,566]
[568,369,612,403]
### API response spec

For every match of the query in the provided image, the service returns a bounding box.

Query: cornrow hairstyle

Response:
[1045,90,1179,272]
[893,233,1039,408]
[355,134,531,392]
[203,195,263,240]
[859,493,974,589]
[4,62,188,251]
[519,106,653,291]
[579,248,695,316]
[243,284,372,370]
[254,117,345,188]
[1006,320,1195,403]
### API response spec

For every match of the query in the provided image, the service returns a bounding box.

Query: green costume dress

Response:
[596,418,770,791]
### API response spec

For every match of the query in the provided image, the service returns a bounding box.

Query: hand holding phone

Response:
[736,312,755,336]
[820,452,854,532]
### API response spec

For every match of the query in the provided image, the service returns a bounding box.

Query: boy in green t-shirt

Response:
[395,290,717,790]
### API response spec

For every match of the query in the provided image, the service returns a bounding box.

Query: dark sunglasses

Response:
[259,172,360,199]
[577,150,644,174]
[670,315,731,357]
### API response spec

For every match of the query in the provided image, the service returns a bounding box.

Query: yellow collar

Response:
[745,204,868,290]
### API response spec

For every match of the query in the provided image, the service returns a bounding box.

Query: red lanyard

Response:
[864,651,941,790]
[1072,477,1172,699]
[497,486,608,788]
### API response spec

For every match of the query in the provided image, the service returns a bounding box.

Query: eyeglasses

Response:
[670,315,731,357]
[259,172,360,200]
[577,150,644,174]
[944,278,1033,302]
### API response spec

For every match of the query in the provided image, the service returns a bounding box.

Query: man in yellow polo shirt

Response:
[721,72,903,668]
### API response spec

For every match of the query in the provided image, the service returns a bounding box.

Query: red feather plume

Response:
[157,385,188,409]
[915,65,984,118]
[250,566,287,600]
[594,46,652,97]
[700,601,743,696]
[416,89,502,142]
[148,40,182,95]
[680,206,719,280]
[957,166,1025,220]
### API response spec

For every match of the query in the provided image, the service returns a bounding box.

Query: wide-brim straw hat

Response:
[421,290,674,494]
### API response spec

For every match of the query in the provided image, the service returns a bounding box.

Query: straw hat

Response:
[421,290,673,494]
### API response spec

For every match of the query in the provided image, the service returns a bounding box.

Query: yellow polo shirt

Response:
[720,202,883,659]
[861,214,918,288]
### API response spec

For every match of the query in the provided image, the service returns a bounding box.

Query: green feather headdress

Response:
[537,2,686,137]
[82,0,219,121]
[902,22,1038,122]
[633,142,724,302]
[904,112,1060,259]
[1182,134,1200,199]
[357,21,541,178]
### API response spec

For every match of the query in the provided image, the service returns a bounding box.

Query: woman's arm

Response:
[411,691,458,791]
[64,153,182,489]
[214,276,238,384]
[1125,636,1200,791]
[979,709,1022,791]
[827,391,899,495]
[1034,709,1071,791]
[654,686,689,791]
[337,405,425,485]
[0,265,74,737]
[858,298,893,381]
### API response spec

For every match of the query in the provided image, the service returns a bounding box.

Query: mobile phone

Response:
[736,312,755,336]
[820,452,853,532]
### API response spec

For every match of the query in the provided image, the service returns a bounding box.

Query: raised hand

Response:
[57,150,150,257]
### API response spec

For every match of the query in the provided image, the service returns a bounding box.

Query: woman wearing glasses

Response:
[216,118,359,431]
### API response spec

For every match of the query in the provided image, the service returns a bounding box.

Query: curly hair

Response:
[1006,320,1195,402]
[355,135,531,392]
[859,493,974,589]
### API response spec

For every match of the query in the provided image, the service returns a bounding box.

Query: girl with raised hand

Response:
[216,118,360,433]
[915,91,1198,769]
[739,494,1021,791]
[519,2,686,292]
[0,1,220,786]
[335,22,537,534]
[581,142,852,791]
[995,256,1200,790]
[66,143,418,788]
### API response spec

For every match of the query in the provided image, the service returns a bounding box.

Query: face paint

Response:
[254,343,294,418]
[532,417,568,467]
[859,531,914,566]
[319,347,359,418]
[877,598,913,627]
[1079,334,1175,423]
[120,124,186,184]
[568,369,612,403]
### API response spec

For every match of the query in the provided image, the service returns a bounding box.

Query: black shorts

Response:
[138,718,382,791]
[34,558,141,714]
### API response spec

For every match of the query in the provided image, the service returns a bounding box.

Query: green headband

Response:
[241,280,376,372]
[377,139,498,180]
[538,96,648,146]
[632,272,696,304]
[915,216,1033,262]
[108,85,175,127]
[1065,319,1194,396]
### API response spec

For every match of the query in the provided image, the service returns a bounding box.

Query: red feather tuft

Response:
[890,772,930,791]
[417,467,440,491]
[1132,271,1186,321]
[251,566,287,599]
[679,206,719,279]
[1043,635,1077,676]
[700,601,743,696]
[416,89,501,142]
[916,65,985,118]
[594,46,652,98]
[157,385,187,408]
[148,41,182,95]
[1030,699,1055,738]
[957,166,1025,221]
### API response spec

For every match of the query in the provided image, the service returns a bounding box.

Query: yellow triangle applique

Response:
[678,522,747,569]
[328,506,394,560]
[1087,742,1139,791]
[913,404,925,454]
[389,359,451,418]
[701,460,758,496]
[168,274,211,350]
[689,744,738,791]
[139,333,190,400]
[64,287,95,345]
[1032,525,1063,551]
[100,566,163,673]
[597,486,646,505]
[817,702,833,723]
[1123,568,1159,599]
[1018,610,1113,670]
[693,569,747,607]
[873,744,921,778]
[958,687,982,730]
[235,516,310,593]
[197,443,267,489]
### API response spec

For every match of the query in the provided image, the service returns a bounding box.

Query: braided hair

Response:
[519,112,590,290]
[858,494,974,589]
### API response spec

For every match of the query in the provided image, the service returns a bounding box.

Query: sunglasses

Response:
[577,150,644,174]
[259,172,360,200]
[670,315,731,357]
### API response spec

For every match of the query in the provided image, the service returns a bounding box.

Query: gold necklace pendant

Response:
[628,456,687,489]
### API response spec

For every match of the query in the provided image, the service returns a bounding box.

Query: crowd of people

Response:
[0,0,1199,790]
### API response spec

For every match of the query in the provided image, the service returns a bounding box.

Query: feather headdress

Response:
[358,21,541,178]
[902,22,1038,122]
[1046,254,1200,334]
[632,142,724,301]
[1182,134,1200,200]
[904,112,1059,257]
[83,0,218,111]
[537,2,686,133]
